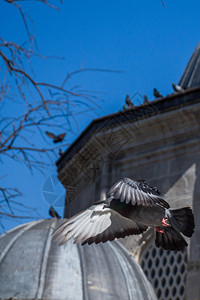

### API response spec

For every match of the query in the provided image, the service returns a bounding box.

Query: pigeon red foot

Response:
[156,227,164,233]
[161,217,170,227]
[156,218,170,233]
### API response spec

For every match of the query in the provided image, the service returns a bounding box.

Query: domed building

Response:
[0,219,156,300]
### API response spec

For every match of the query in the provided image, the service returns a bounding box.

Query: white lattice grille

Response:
[140,243,187,300]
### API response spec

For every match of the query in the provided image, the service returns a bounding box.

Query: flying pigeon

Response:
[49,205,61,219]
[45,131,66,143]
[153,88,163,98]
[125,95,134,108]
[172,83,185,93]
[52,178,195,251]
[143,95,150,104]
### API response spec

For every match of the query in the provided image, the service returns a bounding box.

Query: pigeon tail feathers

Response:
[155,227,188,251]
[170,207,195,237]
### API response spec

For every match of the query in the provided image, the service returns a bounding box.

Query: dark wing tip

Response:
[108,177,169,208]
[152,186,160,195]
[136,179,160,196]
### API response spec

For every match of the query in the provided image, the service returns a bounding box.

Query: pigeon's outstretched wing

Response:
[52,203,147,246]
[45,131,56,139]
[108,178,169,208]
[57,133,66,140]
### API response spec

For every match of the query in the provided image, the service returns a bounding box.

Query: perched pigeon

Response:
[125,95,134,108]
[143,95,150,104]
[49,205,61,219]
[122,104,128,111]
[52,178,195,251]
[58,149,63,157]
[153,88,163,98]
[172,83,185,93]
[45,131,66,143]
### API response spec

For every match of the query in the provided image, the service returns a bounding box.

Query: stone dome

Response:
[0,219,156,300]
[178,42,200,88]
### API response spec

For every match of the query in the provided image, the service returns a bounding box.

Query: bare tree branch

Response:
[0,0,111,228]
[61,68,123,89]
[0,211,41,219]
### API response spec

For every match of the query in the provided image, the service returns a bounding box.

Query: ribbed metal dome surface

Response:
[179,42,200,88]
[0,219,156,300]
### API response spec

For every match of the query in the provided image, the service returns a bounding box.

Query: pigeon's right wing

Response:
[108,178,169,208]
[57,133,66,140]
[52,203,147,246]
[45,131,56,139]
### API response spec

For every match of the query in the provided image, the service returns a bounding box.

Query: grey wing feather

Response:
[52,203,147,246]
[108,178,169,208]
[130,187,136,205]
[126,185,131,204]
[82,221,147,245]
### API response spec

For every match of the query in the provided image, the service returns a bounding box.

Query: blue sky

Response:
[1,0,200,232]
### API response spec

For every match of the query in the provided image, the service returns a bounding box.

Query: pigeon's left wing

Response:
[108,178,169,208]
[52,203,147,246]
[45,131,56,139]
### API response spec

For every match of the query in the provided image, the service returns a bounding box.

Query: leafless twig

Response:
[0,0,113,228]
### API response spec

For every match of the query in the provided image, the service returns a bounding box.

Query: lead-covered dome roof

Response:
[179,42,200,88]
[0,219,156,300]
